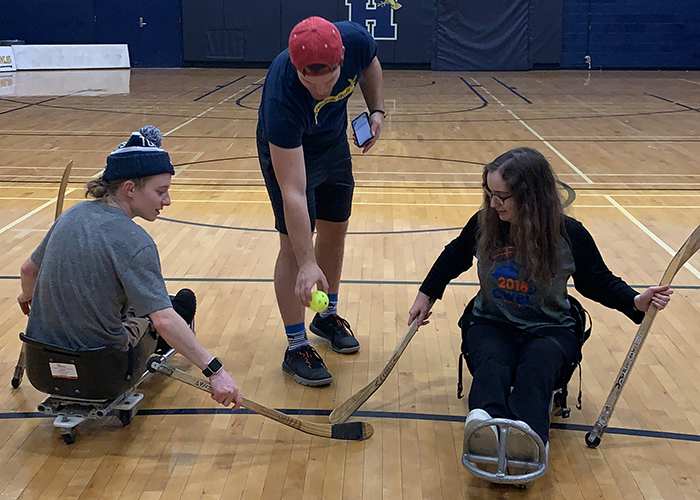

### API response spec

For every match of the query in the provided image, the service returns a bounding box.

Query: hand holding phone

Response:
[351,112,373,148]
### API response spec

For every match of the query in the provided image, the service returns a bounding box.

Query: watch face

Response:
[203,357,223,377]
[209,357,223,372]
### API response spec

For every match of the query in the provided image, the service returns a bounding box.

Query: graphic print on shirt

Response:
[480,246,551,310]
[313,75,359,124]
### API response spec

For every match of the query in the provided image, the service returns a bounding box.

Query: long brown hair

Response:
[477,147,563,282]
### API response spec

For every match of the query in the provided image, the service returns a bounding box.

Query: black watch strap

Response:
[370,109,386,117]
[202,357,223,377]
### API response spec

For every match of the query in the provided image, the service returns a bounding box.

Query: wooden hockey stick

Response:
[147,357,374,441]
[330,298,436,424]
[54,159,73,219]
[12,160,73,389]
[585,225,700,448]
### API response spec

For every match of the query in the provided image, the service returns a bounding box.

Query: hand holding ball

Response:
[309,290,329,313]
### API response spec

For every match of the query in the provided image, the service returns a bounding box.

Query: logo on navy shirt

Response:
[345,0,400,40]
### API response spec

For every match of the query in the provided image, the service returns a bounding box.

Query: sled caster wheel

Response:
[62,432,76,445]
[119,408,135,426]
[11,377,21,389]
[585,431,601,448]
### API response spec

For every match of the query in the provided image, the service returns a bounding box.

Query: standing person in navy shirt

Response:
[257,16,385,386]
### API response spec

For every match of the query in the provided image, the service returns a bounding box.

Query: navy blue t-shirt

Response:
[257,21,377,155]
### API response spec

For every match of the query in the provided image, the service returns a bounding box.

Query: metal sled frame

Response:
[35,348,175,444]
[461,418,547,487]
[16,309,194,444]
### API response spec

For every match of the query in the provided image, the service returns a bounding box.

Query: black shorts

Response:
[258,134,354,235]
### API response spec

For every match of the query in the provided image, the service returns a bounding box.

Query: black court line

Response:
[157,216,462,235]
[0,96,694,124]
[193,75,247,102]
[385,80,436,89]
[645,93,700,113]
[0,408,697,443]
[235,84,263,110]
[492,77,532,104]
[459,77,488,110]
[0,96,62,116]
[165,153,483,167]
[2,275,698,291]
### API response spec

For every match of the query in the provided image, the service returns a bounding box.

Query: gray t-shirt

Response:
[25,200,172,350]
[473,235,577,332]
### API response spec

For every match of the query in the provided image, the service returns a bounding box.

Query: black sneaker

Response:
[282,345,333,386]
[309,313,360,354]
[155,289,197,354]
[172,288,197,325]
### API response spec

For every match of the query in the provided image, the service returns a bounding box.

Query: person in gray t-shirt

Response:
[17,126,242,409]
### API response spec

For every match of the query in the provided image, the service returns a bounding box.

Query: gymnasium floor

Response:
[0,68,699,499]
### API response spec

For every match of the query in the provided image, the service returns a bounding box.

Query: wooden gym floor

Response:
[0,68,699,499]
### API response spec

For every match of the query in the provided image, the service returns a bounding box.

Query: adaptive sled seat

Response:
[19,330,163,444]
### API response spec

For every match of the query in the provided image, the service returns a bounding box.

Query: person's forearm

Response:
[359,57,385,113]
[281,190,316,268]
[150,308,214,371]
[20,258,39,298]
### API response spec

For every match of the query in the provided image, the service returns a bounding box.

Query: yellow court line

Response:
[2,168,700,180]
[4,196,700,209]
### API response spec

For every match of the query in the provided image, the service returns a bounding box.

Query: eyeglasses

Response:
[483,184,514,206]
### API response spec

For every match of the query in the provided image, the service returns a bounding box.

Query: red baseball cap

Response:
[288,17,343,74]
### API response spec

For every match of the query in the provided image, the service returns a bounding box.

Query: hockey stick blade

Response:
[147,356,374,441]
[330,298,436,424]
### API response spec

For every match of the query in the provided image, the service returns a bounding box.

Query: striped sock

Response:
[320,293,338,318]
[285,323,309,351]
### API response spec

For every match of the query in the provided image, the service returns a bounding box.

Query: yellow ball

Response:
[309,290,329,313]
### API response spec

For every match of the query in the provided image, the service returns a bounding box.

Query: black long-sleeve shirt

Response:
[420,212,644,328]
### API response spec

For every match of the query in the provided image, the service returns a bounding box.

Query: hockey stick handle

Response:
[329,298,436,424]
[55,160,73,219]
[587,225,700,446]
[11,159,74,390]
[147,357,374,441]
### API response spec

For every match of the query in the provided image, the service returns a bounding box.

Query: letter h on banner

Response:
[345,0,398,40]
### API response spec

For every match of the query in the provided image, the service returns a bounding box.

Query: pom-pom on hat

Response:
[288,16,343,74]
[102,126,174,181]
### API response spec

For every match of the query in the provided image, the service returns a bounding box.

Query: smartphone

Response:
[351,112,373,147]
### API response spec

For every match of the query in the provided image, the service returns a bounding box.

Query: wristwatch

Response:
[202,357,223,377]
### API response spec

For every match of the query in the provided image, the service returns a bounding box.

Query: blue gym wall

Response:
[1,0,699,69]
[563,0,700,69]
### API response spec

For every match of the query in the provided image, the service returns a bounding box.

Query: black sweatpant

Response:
[463,321,580,444]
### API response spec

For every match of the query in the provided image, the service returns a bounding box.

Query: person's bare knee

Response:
[315,220,348,248]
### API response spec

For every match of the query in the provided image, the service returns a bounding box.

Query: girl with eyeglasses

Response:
[408,147,672,471]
